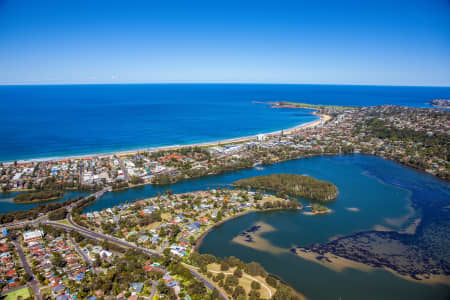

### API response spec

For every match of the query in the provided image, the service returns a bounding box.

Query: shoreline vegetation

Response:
[232,174,338,203]
[71,188,306,299]
[12,190,64,203]
[1,101,449,295]
[193,196,302,253]
[303,203,331,215]
[189,253,305,300]
[0,194,96,224]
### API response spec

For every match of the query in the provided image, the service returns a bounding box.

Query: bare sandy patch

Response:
[302,208,332,216]
[401,217,421,234]
[385,203,415,227]
[373,224,394,232]
[292,248,450,286]
[293,248,373,272]
[232,222,287,254]
[345,207,360,212]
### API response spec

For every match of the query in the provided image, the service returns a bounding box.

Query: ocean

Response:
[0,83,449,162]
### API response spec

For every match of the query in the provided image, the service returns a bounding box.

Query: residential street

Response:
[14,240,42,300]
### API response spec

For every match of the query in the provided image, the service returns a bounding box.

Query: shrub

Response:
[245,262,267,277]
[233,268,243,278]
[265,276,278,288]
[225,275,239,287]
[251,281,261,290]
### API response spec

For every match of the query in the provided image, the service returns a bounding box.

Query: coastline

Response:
[193,210,254,253]
[292,248,450,286]
[193,207,302,253]
[4,111,327,164]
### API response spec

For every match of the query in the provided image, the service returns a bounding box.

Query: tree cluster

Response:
[233,174,338,203]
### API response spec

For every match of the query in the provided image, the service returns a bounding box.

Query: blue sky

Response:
[0,0,449,86]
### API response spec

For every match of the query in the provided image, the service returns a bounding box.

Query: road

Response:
[79,163,84,186]
[69,236,92,264]
[185,266,229,300]
[45,214,161,257]
[69,236,99,275]
[66,187,111,212]
[208,268,272,298]
[149,280,157,299]
[3,187,111,229]
[6,204,221,300]
[14,240,42,300]
[118,157,130,182]
[53,216,226,299]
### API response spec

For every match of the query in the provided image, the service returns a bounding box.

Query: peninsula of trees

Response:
[13,190,64,203]
[232,174,338,203]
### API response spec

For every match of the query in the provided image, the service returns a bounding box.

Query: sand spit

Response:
[292,247,450,286]
[232,222,287,254]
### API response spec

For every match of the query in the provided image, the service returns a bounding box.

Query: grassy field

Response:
[4,287,32,300]
[55,219,71,226]
[207,263,276,299]
[161,212,171,221]
[141,221,162,231]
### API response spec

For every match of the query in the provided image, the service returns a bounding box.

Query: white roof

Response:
[23,230,43,241]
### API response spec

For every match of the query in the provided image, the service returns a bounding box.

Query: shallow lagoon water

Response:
[78,155,449,300]
[1,155,448,299]
[85,154,419,234]
[197,155,450,300]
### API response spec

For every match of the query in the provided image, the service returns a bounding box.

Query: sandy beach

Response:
[7,111,330,165]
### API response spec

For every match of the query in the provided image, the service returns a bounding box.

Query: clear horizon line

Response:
[0,80,449,88]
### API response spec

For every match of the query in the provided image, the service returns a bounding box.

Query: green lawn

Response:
[4,287,33,300]
[55,219,71,226]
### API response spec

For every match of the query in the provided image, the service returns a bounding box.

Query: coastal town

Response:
[2,0,450,298]
[0,103,449,299]
[1,104,448,196]
[1,188,302,300]
[76,189,300,255]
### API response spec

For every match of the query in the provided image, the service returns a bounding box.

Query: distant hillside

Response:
[233,174,338,203]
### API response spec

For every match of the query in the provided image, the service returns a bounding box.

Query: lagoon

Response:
[76,154,448,300]
[197,155,450,300]
[0,191,87,213]
[1,155,449,299]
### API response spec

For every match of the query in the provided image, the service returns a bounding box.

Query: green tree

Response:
[251,281,261,290]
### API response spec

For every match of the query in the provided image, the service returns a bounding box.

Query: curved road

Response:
[183,264,229,300]
[3,193,226,300]
[51,216,228,299]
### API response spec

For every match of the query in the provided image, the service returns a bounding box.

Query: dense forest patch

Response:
[13,190,64,203]
[233,174,338,203]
